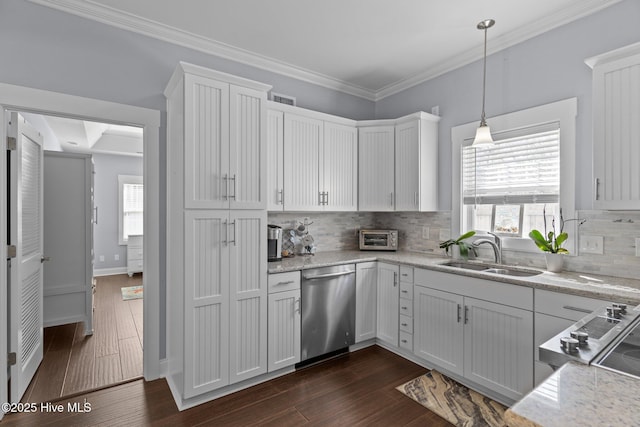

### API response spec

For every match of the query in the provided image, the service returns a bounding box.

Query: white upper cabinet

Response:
[266,110,284,211]
[395,117,438,211]
[276,104,358,211]
[587,43,640,209]
[321,121,358,211]
[358,126,395,211]
[283,112,323,211]
[183,72,267,210]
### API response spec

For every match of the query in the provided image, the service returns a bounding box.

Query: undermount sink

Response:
[439,261,542,277]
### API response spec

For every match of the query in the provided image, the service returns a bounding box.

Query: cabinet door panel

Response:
[395,120,420,211]
[464,297,533,401]
[322,122,358,211]
[358,126,395,211]
[413,286,464,376]
[229,211,267,384]
[283,114,322,210]
[184,75,229,209]
[268,289,301,372]
[184,211,230,397]
[229,86,267,209]
[355,262,377,343]
[376,263,399,346]
[266,110,284,211]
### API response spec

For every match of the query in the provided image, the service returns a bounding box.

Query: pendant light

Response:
[473,19,495,147]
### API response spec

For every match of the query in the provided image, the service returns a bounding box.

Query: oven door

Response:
[360,231,391,250]
[595,320,640,378]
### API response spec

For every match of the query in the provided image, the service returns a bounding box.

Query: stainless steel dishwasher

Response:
[300,263,356,362]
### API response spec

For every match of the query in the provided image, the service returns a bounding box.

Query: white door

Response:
[376,263,399,346]
[322,122,358,211]
[355,262,377,343]
[358,126,395,211]
[8,112,44,403]
[395,120,420,211]
[266,109,284,211]
[267,289,301,372]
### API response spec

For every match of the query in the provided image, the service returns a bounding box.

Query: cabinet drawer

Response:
[399,331,413,351]
[128,248,143,261]
[268,271,301,293]
[399,314,413,333]
[535,289,609,321]
[400,266,414,283]
[399,298,413,317]
[399,282,413,300]
[129,260,143,270]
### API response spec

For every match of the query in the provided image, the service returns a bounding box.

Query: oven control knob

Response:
[607,306,622,319]
[570,330,589,346]
[613,303,627,314]
[560,336,579,353]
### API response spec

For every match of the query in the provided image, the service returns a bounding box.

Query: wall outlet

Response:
[636,238,640,257]
[422,226,430,239]
[580,235,604,254]
[114,254,120,261]
[99,255,105,262]
[439,229,451,241]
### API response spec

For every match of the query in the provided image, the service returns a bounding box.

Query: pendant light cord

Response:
[480,26,488,126]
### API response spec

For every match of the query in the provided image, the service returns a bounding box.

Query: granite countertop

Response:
[505,362,640,427]
[268,250,640,304]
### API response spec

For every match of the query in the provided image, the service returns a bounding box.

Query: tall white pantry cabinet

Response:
[165,62,271,405]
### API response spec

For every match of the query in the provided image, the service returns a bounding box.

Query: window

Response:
[118,175,143,245]
[451,98,577,253]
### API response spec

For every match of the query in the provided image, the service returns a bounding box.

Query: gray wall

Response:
[375,0,640,211]
[93,154,144,271]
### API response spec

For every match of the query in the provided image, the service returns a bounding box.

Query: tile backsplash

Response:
[268,210,640,280]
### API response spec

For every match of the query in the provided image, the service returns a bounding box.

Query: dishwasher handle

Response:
[303,270,355,281]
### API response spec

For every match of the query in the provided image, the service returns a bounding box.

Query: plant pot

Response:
[545,253,564,272]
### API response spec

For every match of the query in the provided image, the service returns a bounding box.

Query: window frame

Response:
[451,98,577,254]
[118,174,143,245]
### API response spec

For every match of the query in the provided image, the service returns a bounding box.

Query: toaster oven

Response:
[359,229,398,251]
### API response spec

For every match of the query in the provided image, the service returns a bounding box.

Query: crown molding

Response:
[29,0,622,102]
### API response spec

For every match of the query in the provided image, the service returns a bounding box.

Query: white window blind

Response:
[463,125,560,205]
[123,183,144,239]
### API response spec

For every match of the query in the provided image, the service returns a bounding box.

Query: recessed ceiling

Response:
[30,0,622,100]
[43,115,143,156]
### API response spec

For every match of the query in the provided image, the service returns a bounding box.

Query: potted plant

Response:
[528,207,585,272]
[439,231,477,259]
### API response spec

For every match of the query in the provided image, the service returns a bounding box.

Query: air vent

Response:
[271,92,296,106]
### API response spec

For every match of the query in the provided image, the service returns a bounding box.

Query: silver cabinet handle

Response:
[562,305,593,314]
[229,220,236,246]
[41,256,51,263]
[457,304,461,323]
[325,191,329,206]
[319,191,323,206]
[401,322,408,326]
[295,298,301,314]
[278,189,283,205]
[230,174,237,200]
[222,220,228,246]
[464,306,469,324]
[276,280,295,286]
[401,306,408,310]
[93,206,98,224]
[222,174,229,201]
[401,339,408,344]
[390,192,394,207]
[594,177,600,201]
[393,271,397,287]
[401,290,408,294]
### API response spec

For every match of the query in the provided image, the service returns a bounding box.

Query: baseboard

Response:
[93,267,128,276]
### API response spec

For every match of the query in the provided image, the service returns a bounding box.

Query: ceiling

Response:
[30,0,622,100]
[43,114,143,156]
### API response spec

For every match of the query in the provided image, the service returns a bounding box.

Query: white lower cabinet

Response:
[413,268,534,402]
[267,271,301,372]
[377,263,399,346]
[355,262,377,343]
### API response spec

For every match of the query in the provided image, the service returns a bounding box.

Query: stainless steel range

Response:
[539,303,640,370]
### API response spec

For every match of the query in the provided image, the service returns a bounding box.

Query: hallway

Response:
[21,274,143,402]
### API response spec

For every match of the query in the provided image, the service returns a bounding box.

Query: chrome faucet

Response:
[472,232,502,264]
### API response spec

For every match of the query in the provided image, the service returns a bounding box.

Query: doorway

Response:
[0,82,161,413]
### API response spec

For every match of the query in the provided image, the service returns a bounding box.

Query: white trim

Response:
[93,266,129,277]
[28,0,621,102]
[0,83,162,414]
[451,97,578,254]
[585,40,640,69]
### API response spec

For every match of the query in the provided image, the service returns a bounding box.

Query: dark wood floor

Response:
[5,346,452,426]
[21,274,143,403]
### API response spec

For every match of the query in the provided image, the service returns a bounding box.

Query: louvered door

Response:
[358,126,395,211]
[183,211,230,398]
[322,121,357,211]
[8,113,44,403]
[228,210,267,384]
[229,86,267,209]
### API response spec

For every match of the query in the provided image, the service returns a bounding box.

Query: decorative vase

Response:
[545,253,564,272]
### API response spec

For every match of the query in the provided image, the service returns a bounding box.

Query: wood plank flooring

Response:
[5,346,452,426]
[21,274,143,403]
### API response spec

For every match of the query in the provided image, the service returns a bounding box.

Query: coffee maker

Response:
[267,225,282,262]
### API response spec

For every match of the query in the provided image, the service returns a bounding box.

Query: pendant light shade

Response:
[472,19,495,147]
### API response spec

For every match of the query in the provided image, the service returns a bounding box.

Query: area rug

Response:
[396,370,506,427]
[121,285,143,300]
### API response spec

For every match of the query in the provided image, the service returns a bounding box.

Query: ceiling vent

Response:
[271,92,296,106]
